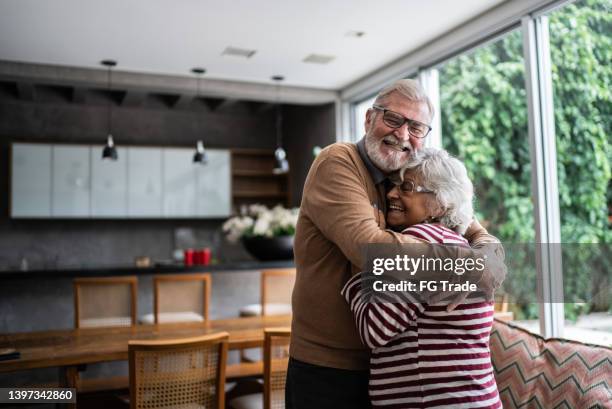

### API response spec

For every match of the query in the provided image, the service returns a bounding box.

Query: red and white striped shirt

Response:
[342,223,501,408]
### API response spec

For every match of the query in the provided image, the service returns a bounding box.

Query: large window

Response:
[548,0,611,345]
[351,95,376,141]
[344,0,611,343]
[438,30,540,330]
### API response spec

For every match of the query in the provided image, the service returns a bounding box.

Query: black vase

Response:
[241,235,294,261]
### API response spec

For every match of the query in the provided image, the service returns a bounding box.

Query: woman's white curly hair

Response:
[400,148,474,234]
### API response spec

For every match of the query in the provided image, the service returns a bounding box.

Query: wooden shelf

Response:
[233,191,287,199]
[233,170,285,177]
[231,148,291,207]
[231,148,278,156]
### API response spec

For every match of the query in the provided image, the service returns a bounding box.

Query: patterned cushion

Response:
[490,318,612,408]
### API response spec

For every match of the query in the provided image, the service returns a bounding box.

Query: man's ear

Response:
[364,108,374,133]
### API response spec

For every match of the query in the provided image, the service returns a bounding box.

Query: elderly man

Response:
[286,79,505,409]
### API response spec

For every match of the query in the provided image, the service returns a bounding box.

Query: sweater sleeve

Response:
[341,272,425,349]
[301,145,422,268]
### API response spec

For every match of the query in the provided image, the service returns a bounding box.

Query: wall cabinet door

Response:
[127,147,162,217]
[162,148,196,217]
[91,147,127,217]
[11,143,232,219]
[11,143,52,217]
[195,149,231,217]
[52,145,91,217]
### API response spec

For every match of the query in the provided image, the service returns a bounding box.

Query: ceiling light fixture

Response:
[191,67,208,165]
[101,59,118,160]
[271,75,289,175]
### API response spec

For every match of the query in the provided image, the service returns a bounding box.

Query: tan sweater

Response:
[290,142,503,370]
[290,142,423,370]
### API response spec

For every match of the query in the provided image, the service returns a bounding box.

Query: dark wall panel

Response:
[283,103,336,207]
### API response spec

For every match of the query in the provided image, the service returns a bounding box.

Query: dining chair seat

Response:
[229,393,262,409]
[140,311,205,325]
[80,316,133,328]
[239,303,292,317]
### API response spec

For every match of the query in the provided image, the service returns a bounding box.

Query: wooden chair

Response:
[73,276,138,328]
[263,328,291,409]
[493,293,514,321]
[128,332,229,409]
[140,273,211,324]
[494,293,509,313]
[239,269,293,362]
[240,269,295,317]
[229,328,291,409]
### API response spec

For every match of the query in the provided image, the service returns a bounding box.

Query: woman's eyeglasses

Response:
[389,174,435,194]
[372,105,432,139]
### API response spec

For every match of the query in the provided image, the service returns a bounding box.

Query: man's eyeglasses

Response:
[389,174,435,194]
[372,105,432,139]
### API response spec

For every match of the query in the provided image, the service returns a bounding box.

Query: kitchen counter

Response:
[0,260,294,279]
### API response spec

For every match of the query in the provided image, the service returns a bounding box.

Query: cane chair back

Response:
[261,269,295,316]
[264,328,291,409]
[154,273,211,324]
[73,276,137,328]
[128,332,229,409]
[494,293,509,313]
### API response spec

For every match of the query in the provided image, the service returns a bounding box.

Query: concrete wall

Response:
[0,91,335,271]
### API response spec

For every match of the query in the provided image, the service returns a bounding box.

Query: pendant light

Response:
[101,60,118,160]
[272,75,289,175]
[191,67,208,164]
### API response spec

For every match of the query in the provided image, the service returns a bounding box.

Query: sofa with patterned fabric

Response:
[490,318,612,408]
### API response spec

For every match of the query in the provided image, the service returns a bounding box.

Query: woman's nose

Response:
[387,185,400,200]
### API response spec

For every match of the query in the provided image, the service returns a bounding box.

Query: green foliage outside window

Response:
[439,0,610,318]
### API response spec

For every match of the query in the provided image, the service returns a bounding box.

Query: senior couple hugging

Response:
[287,79,507,409]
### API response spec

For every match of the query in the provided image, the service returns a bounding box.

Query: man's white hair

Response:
[374,79,434,120]
[400,148,473,234]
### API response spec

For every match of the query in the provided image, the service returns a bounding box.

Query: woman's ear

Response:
[426,197,446,220]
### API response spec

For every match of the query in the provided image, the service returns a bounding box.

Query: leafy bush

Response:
[439,0,611,318]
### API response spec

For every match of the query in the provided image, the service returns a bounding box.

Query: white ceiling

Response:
[0,0,505,90]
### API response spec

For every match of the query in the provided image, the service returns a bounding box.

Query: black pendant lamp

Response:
[191,68,208,164]
[101,60,118,160]
[272,75,289,175]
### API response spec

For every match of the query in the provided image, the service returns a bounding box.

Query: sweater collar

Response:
[357,137,386,186]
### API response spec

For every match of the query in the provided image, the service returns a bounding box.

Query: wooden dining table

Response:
[0,314,292,393]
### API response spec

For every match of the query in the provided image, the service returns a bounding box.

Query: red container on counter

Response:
[184,249,195,266]
[195,248,211,266]
[202,248,211,265]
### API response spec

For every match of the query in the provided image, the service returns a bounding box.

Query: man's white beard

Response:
[365,131,413,173]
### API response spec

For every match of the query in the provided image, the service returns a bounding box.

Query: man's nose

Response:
[392,126,422,151]
[392,123,411,142]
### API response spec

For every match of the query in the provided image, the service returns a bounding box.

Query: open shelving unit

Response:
[231,149,291,210]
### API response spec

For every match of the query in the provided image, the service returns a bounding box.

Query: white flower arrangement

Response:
[222,204,299,243]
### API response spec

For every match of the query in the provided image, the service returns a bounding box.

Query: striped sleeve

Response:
[341,272,423,349]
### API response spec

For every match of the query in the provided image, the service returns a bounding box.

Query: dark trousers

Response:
[285,357,371,409]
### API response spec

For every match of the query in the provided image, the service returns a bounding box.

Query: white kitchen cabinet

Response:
[52,145,90,217]
[11,143,52,217]
[162,148,197,217]
[127,147,162,217]
[91,147,127,217]
[195,149,231,217]
[11,143,232,219]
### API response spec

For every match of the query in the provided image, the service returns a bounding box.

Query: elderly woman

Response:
[342,148,501,409]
